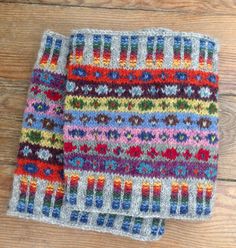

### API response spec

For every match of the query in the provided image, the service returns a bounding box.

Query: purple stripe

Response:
[64,153,217,181]
[68,80,218,102]
[18,142,64,165]
[32,69,66,90]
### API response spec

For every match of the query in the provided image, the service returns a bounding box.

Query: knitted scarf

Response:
[8,27,219,240]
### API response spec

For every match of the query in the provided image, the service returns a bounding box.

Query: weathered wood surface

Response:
[2,0,236,14]
[0,1,235,247]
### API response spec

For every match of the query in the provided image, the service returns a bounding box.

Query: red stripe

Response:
[68,64,218,88]
[15,158,63,182]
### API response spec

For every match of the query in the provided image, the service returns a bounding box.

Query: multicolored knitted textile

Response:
[7,30,165,241]
[64,28,219,220]
[8,31,68,220]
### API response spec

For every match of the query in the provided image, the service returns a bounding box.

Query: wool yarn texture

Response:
[7,27,220,240]
[7,30,165,241]
[64,28,220,220]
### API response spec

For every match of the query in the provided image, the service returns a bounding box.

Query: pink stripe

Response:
[63,125,218,147]
[25,99,62,117]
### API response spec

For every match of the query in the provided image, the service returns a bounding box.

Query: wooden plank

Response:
[0,3,236,94]
[2,0,236,15]
[0,77,236,180]
[218,94,236,180]
[0,174,235,248]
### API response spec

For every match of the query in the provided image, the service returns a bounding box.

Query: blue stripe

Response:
[23,113,63,134]
[64,110,218,131]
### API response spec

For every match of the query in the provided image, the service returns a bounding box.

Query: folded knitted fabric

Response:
[63,28,219,220]
[7,30,165,241]
[8,31,68,220]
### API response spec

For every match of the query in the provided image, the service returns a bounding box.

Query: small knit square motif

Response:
[64,28,219,219]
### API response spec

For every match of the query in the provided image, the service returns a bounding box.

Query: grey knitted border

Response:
[70,27,219,72]
[7,211,163,241]
[7,175,164,241]
[64,170,217,220]
[34,30,69,75]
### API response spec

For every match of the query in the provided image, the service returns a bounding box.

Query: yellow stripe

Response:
[20,128,63,149]
[65,95,218,116]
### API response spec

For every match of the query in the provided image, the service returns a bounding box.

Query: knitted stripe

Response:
[64,28,219,220]
[7,30,165,241]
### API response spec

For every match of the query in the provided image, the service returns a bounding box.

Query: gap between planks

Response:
[0,0,236,16]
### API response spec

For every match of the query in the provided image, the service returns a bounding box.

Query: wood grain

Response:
[1,0,236,15]
[0,1,236,247]
[0,174,235,248]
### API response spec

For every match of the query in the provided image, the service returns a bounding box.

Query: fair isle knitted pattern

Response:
[7,30,165,241]
[8,31,68,219]
[63,28,220,219]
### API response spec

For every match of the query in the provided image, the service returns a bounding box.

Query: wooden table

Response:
[0,1,236,247]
